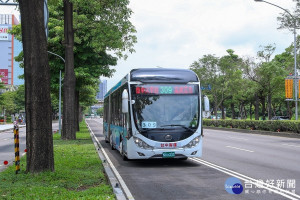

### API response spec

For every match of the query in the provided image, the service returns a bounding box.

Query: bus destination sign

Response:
[135,85,196,95]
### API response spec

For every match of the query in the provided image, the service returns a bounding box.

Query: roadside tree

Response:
[47,0,136,136]
[190,54,221,116]
[19,0,54,173]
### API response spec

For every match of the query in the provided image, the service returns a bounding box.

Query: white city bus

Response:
[103,68,209,160]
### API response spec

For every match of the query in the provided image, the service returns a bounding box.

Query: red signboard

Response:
[0,69,9,84]
[0,26,9,40]
[0,27,8,33]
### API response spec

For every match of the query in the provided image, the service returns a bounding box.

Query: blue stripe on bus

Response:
[104,75,128,98]
[103,122,127,152]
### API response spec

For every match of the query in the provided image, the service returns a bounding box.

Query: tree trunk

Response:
[261,97,266,120]
[239,103,243,119]
[244,105,247,119]
[267,93,272,120]
[231,103,235,119]
[19,0,54,173]
[75,90,80,132]
[255,93,259,120]
[287,101,291,119]
[62,0,76,140]
[249,102,253,120]
[221,101,225,119]
[213,97,218,117]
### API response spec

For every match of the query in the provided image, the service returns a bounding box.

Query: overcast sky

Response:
[104,0,296,90]
[0,0,296,90]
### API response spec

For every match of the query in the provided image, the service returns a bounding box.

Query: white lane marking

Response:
[191,158,300,200]
[86,120,134,200]
[228,136,248,141]
[282,144,300,148]
[94,119,103,125]
[226,145,254,153]
[86,119,103,126]
[0,137,14,141]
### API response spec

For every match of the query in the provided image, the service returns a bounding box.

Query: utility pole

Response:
[254,0,298,120]
[48,51,65,135]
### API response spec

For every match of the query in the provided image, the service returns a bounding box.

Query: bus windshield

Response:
[131,84,200,132]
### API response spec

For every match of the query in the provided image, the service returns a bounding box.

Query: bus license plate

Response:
[163,152,175,158]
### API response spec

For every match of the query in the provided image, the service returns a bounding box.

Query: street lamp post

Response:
[254,0,298,120]
[47,51,65,134]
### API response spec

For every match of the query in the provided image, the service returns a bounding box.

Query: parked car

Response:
[271,116,289,120]
[210,115,221,120]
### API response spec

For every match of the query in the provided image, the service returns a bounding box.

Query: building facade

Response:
[0,14,23,86]
[96,79,107,101]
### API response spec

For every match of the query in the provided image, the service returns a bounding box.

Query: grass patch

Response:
[0,121,115,200]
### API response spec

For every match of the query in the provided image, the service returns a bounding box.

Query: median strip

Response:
[86,119,135,200]
[0,121,115,199]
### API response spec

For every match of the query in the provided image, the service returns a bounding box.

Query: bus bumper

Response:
[126,138,202,159]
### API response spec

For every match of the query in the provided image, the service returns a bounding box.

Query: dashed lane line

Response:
[225,145,254,153]
[282,144,300,148]
[228,136,249,141]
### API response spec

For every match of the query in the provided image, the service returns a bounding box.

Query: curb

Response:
[0,128,14,133]
[86,120,134,200]
[0,125,26,133]
[204,126,300,139]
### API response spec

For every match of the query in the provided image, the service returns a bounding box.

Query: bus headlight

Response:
[133,137,153,149]
[183,136,201,148]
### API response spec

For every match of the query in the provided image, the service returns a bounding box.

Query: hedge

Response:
[203,119,300,133]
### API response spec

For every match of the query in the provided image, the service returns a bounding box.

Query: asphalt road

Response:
[86,118,300,200]
[202,129,300,188]
[0,123,59,172]
[0,126,26,171]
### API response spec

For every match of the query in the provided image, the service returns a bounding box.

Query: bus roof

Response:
[130,68,199,83]
[104,68,199,98]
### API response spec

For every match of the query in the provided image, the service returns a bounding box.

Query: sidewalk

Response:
[0,123,26,132]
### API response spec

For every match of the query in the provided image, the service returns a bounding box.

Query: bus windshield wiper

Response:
[161,124,194,132]
[140,128,166,132]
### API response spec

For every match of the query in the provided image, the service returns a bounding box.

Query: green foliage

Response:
[0,85,25,116]
[190,50,246,118]
[191,42,295,120]
[14,85,25,112]
[190,54,220,112]
[47,0,136,108]
[203,119,300,133]
[11,0,137,111]
[96,107,104,116]
[1,91,17,115]
[0,121,115,199]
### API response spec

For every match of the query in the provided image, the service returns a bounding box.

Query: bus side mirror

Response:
[122,89,129,113]
[204,95,210,112]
